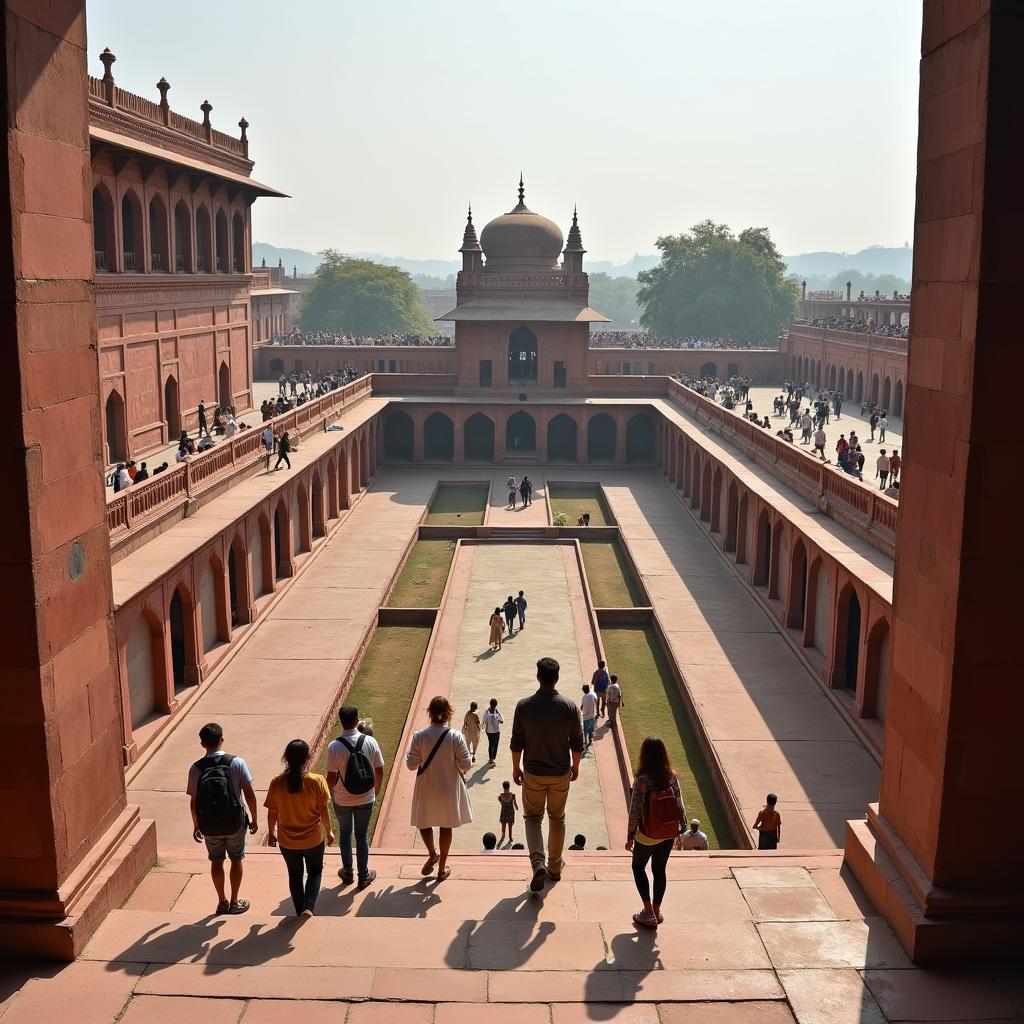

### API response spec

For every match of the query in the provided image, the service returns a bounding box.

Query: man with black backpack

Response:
[326,705,385,887]
[187,722,259,915]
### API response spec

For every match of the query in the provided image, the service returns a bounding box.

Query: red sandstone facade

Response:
[90,50,285,464]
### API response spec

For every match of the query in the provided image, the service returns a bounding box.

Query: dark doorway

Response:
[479,360,492,388]
[464,413,494,460]
[727,362,739,377]
[384,410,414,460]
[506,411,536,453]
[626,413,656,462]
[587,414,616,461]
[312,473,325,537]
[725,481,739,551]
[105,390,126,463]
[219,362,231,410]
[754,511,771,586]
[164,377,181,440]
[508,326,538,383]
[169,589,187,692]
[700,361,717,377]
[424,412,454,460]
[553,360,567,387]
[838,588,862,692]
[228,545,239,625]
[547,414,577,461]
[788,542,808,630]
[148,194,169,272]
[273,507,284,578]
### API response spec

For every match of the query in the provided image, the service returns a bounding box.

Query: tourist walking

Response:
[405,696,473,881]
[879,412,888,442]
[606,674,624,726]
[520,476,532,506]
[484,698,503,766]
[197,400,209,437]
[326,704,384,887]
[625,737,686,929]
[462,701,482,763]
[580,683,598,751]
[274,431,292,470]
[510,657,584,892]
[592,660,610,717]
[488,607,505,651]
[265,740,333,918]
[876,450,890,490]
[889,449,901,483]
[187,722,259,916]
[498,780,519,845]
[507,474,518,509]
[503,595,517,635]
[753,793,782,849]
[516,590,528,629]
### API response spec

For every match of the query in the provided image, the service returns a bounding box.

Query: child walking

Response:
[498,780,519,845]
[753,792,782,850]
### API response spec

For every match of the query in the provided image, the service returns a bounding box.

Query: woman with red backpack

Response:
[625,736,687,929]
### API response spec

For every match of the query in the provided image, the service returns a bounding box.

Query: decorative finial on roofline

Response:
[518,172,525,206]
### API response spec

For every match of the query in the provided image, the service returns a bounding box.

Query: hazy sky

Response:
[87,1,922,263]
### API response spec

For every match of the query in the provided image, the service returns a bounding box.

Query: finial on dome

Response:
[564,204,586,263]
[518,173,525,207]
[460,202,481,254]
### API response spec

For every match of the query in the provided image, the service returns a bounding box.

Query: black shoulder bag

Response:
[417,728,451,776]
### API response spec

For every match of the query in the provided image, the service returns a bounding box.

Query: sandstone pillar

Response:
[0,0,156,959]
[845,1,1024,964]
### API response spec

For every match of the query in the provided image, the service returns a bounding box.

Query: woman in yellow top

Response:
[265,739,335,918]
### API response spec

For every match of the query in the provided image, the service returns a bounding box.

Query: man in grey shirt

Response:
[511,657,584,893]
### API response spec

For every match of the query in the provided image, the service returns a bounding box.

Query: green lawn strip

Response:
[387,539,456,607]
[316,625,432,841]
[426,483,489,526]
[547,483,612,527]
[580,539,645,607]
[601,625,737,849]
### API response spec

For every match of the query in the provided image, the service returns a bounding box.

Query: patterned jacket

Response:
[627,772,686,842]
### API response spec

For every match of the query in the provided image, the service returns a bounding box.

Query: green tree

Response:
[299,250,435,335]
[588,273,641,328]
[636,220,797,342]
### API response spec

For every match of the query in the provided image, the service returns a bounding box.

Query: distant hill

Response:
[785,245,913,281]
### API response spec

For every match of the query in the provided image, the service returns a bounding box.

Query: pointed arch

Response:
[508,326,538,383]
[587,413,616,461]
[626,413,656,462]
[700,461,712,521]
[753,508,771,586]
[195,202,213,272]
[311,470,326,538]
[506,410,536,453]
[786,539,808,630]
[864,617,892,720]
[92,183,115,271]
[547,413,578,461]
[173,198,193,272]
[464,412,495,461]
[768,519,784,598]
[384,410,414,460]
[199,552,228,653]
[736,492,749,563]
[104,388,127,464]
[232,211,246,272]
[893,379,904,417]
[215,207,229,272]
[424,411,455,461]
[881,376,892,411]
[228,532,252,625]
[169,582,199,691]
[832,584,863,693]
[126,607,165,728]
[711,466,723,533]
[148,192,170,272]
[120,188,144,271]
[724,479,739,552]
[326,459,339,521]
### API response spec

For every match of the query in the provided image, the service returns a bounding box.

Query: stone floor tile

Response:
[346,1003,435,1024]
[741,885,836,921]
[808,867,874,920]
[371,967,488,1003]
[552,1003,659,1024]
[313,918,469,969]
[120,994,248,1023]
[124,871,191,912]
[657,1003,795,1024]
[136,962,374,1000]
[631,970,784,1002]
[572,879,751,922]
[601,921,770,970]
[436,1003,550,1024]
[757,919,912,969]
[780,968,886,1024]
[487,970,624,1003]
[0,962,143,1024]
[466,920,606,971]
[241,999,347,1023]
[862,969,1019,1021]
[733,867,816,889]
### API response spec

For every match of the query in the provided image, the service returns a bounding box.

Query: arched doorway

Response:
[126,611,161,727]
[199,556,226,653]
[700,463,712,521]
[338,451,350,510]
[768,520,784,598]
[838,367,846,395]
[753,510,771,586]
[269,358,284,374]
[700,361,717,377]
[164,376,181,440]
[253,516,271,598]
[121,191,143,271]
[105,389,126,463]
[232,212,246,272]
[893,380,904,417]
[787,540,808,629]
[508,326,538,383]
[148,194,169,272]
[846,369,854,400]
[736,493,749,563]
[587,414,616,461]
[829,365,837,391]
[870,374,880,405]
[464,413,494,461]
[866,620,891,720]
[92,185,114,271]
[383,410,414,460]
[424,412,454,460]
[505,411,536,453]
[855,372,864,403]
[711,467,723,532]
[626,413,656,462]
[227,538,247,625]
[273,504,286,578]
[195,204,213,272]
[169,588,189,692]
[725,480,739,552]
[547,414,578,462]
[174,199,192,272]
[215,209,228,272]
[834,586,862,692]
[882,377,891,410]
[218,362,231,410]
[311,472,325,538]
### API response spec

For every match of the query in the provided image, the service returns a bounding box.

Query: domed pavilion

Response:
[439,176,608,392]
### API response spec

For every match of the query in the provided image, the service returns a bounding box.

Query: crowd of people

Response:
[795,316,910,340]
[275,366,364,403]
[590,331,775,350]
[186,638,756,926]
[272,330,452,347]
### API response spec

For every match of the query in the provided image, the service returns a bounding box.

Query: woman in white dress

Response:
[405,696,473,880]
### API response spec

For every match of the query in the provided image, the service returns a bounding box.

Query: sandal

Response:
[436,866,451,882]
[215,900,230,915]
[228,898,250,915]
[632,911,658,929]
[421,854,439,876]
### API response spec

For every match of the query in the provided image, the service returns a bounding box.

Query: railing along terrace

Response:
[667,378,897,554]
[786,324,908,354]
[106,374,373,536]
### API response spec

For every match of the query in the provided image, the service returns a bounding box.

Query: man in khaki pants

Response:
[511,657,584,893]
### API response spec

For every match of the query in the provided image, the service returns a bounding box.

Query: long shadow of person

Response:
[443,891,556,970]
[103,918,226,971]
[583,928,662,1020]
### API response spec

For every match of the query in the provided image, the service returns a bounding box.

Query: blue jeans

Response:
[280,841,325,915]
[334,801,374,878]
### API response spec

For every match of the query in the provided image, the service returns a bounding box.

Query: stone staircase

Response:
[2,844,955,1023]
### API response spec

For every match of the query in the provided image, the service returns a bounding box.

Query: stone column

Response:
[411,407,424,462]
[614,412,627,464]
[0,0,156,958]
[844,1,1024,964]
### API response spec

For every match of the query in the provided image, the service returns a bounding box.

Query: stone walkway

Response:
[380,543,613,852]
[4,846,1020,1024]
